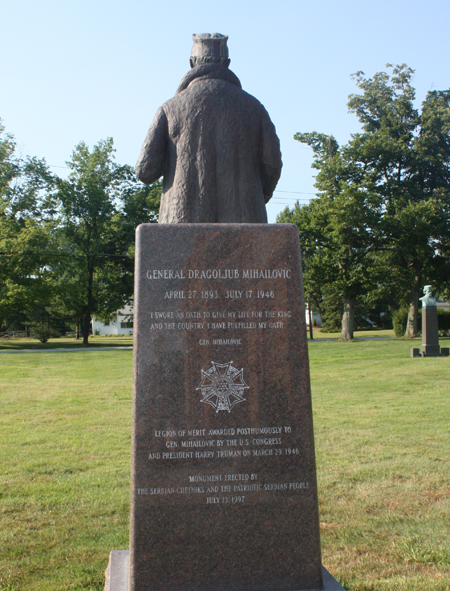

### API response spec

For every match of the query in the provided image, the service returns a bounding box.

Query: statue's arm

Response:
[260,108,283,204]
[135,107,168,185]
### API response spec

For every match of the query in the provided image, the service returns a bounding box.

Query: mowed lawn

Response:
[0,339,449,590]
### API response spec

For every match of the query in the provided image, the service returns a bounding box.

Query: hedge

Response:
[392,307,450,337]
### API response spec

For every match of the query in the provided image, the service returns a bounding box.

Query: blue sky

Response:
[2,0,449,221]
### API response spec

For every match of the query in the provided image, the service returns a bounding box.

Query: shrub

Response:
[392,309,408,337]
[30,325,59,344]
[390,307,450,337]
[437,308,450,336]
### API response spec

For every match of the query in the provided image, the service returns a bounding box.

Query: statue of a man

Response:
[420,285,437,307]
[135,33,282,223]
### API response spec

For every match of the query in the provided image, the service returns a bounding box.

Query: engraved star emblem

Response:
[197,361,248,413]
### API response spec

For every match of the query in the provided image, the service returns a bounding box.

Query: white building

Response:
[436,299,450,310]
[92,303,134,336]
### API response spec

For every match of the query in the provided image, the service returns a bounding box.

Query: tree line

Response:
[3,64,449,343]
[0,125,161,344]
[279,64,450,339]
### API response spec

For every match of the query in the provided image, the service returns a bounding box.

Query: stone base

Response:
[104,550,346,591]
[421,344,440,357]
[411,347,449,358]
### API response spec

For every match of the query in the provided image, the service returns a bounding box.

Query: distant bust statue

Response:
[420,285,437,307]
[135,33,282,223]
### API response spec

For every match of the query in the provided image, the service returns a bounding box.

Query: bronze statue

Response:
[420,285,437,307]
[135,33,282,223]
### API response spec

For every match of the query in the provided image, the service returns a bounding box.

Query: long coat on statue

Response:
[135,64,282,223]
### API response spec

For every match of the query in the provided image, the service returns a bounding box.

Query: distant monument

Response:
[420,284,437,308]
[411,285,449,358]
[104,34,345,591]
[135,33,282,223]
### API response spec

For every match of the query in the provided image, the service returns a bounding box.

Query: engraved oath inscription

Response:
[130,224,322,591]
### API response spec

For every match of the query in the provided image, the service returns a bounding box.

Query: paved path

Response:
[0,346,133,354]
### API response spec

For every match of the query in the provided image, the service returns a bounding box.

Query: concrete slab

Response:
[105,550,129,591]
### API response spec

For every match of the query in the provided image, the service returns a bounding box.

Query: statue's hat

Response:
[191,33,229,65]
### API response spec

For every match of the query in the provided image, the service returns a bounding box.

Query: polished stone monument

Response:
[132,224,321,591]
[104,225,345,590]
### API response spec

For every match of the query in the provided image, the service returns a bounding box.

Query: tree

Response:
[0,120,57,334]
[55,139,161,344]
[277,142,383,340]
[1,122,161,341]
[347,66,450,335]
[288,65,450,337]
[94,172,162,321]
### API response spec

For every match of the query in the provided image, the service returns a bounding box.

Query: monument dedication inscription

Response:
[129,224,323,591]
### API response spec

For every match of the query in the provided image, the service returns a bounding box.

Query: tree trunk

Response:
[82,265,94,345]
[75,320,80,340]
[340,298,355,340]
[82,314,91,345]
[405,290,420,337]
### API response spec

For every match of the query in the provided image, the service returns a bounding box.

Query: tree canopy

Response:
[282,65,450,338]
[0,122,161,342]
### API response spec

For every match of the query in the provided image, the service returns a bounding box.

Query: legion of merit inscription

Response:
[130,224,322,591]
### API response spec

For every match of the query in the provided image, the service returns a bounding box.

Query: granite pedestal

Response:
[106,224,345,591]
[421,305,440,356]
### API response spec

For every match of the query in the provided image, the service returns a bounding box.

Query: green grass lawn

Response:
[308,328,396,340]
[1,339,449,590]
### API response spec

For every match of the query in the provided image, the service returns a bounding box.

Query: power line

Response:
[271,197,311,203]
[274,190,316,195]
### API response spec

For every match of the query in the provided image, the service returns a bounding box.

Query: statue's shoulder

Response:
[236,86,264,108]
[420,295,437,307]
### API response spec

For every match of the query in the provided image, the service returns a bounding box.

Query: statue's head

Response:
[190,33,230,69]
[424,285,433,296]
